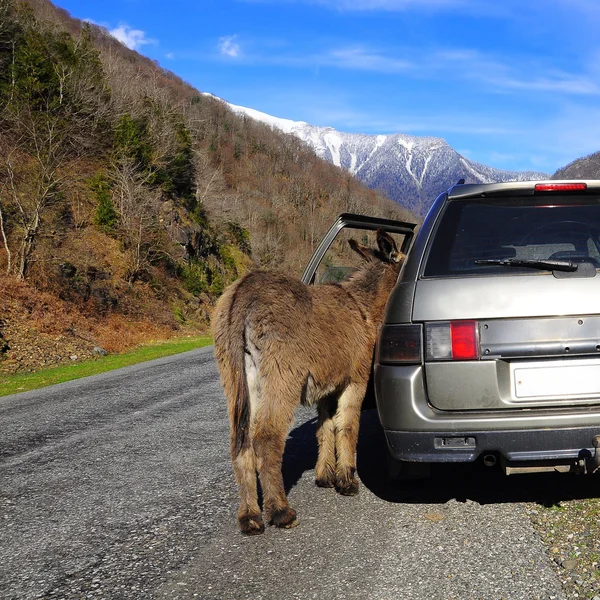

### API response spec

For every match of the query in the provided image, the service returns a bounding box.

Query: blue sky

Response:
[56,0,600,174]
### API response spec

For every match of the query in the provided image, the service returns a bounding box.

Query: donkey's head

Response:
[348,229,406,268]
[344,228,407,326]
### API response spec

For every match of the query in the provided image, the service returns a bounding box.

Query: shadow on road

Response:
[282,408,600,508]
[282,416,319,494]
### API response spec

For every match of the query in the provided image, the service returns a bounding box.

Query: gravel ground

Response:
[528,496,600,599]
[0,342,600,600]
[0,353,571,600]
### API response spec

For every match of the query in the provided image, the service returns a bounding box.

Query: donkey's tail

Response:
[212,281,250,458]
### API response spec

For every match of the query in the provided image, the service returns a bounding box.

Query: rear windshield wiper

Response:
[474,258,578,272]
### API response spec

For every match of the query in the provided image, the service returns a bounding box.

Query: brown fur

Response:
[212,230,405,535]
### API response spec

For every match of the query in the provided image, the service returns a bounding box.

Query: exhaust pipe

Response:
[483,454,497,467]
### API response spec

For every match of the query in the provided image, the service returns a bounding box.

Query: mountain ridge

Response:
[224,99,549,217]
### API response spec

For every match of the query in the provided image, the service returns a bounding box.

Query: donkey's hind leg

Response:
[253,387,298,528]
[230,345,265,535]
[232,445,264,535]
[333,382,367,496]
[315,395,337,488]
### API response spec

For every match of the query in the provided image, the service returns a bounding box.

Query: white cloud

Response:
[325,47,413,72]
[239,0,506,15]
[219,35,241,58]
[316,0,472,9]
[109,24,154,50]
[313,45,600,97]
[494,74,600,95]
[241,0,476,9]
[208,36,599,100]
[556,0,600,20]
[427,49,600,95]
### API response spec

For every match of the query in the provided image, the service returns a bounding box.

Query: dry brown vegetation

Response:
[0,0,415,374]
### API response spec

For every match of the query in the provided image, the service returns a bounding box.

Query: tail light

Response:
[425,321,479,361]
[377,324,422,364]
[534,183,587,192]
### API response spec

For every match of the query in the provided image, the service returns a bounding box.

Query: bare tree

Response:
[0,182,12,274]
[0,129,65,279]
[109,157,161,282]
[0,11,110,280]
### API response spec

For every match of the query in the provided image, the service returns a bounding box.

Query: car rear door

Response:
[301,212,417,285]
[302,213,417,408]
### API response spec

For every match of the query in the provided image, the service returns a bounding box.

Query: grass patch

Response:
[0,335,212,398]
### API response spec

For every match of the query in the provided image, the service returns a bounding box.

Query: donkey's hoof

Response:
[239,515,265,536]
[336,479,359,496]
[269,507,298,529]
[315,476,335,488]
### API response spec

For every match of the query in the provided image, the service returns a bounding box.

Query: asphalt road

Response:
[0,347,580,599]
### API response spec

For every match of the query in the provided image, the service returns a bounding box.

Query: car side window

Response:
[315,229,405,284]
[588,237,600,261]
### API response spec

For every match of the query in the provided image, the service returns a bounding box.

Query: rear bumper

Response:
[384,427,600,463]
[375,363,600,463]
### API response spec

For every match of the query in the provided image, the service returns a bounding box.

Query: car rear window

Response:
[424,195,600,277]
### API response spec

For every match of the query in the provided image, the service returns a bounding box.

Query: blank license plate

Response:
[513,359,600,399]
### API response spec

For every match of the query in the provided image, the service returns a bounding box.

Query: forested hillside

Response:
[0,0,414,373]
[552,151,600,180]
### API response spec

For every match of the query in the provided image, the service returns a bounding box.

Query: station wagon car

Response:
[304,181,600,476]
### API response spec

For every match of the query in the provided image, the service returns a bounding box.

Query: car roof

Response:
[447,180,600,200]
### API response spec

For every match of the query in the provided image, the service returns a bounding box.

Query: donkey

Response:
[212,229,405,535]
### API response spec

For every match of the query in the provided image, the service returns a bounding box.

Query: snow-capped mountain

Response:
[224,99,548,218]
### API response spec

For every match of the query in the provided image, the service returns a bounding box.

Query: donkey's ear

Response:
[376,229,402,263]
[349,239,375,261]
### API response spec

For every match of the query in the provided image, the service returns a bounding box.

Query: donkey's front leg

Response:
[333,382,367,496]
[315,396,337,488]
